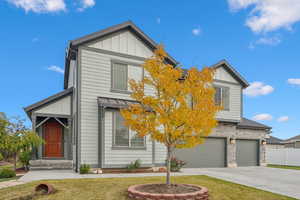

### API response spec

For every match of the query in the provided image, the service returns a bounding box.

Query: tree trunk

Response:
[13,153,17,171]
[166,146,172,186]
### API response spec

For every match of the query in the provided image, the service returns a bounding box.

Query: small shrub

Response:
[0,168,16,178]
[0,153,3,161]
[169,157,186,172]
[127,159,142,170]
[19,151,31,170]
[80,164,90,174]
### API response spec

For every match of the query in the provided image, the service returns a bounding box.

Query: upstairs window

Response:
[214,86,230,111]
[112,62,128,91]
[113,111,145,148]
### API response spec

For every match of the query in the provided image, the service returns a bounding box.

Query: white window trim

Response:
[214,85,230,111]
[111,61,129,93]
[112,111,146,150]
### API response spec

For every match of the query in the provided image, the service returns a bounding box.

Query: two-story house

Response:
[24,21,271,171]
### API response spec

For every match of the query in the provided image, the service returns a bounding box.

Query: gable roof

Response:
[64,21,178,89]
[24,87,73,119]
[285,134,300,142]
[237,117,271,130]
[267,136,284,144]
[212,60,249,88]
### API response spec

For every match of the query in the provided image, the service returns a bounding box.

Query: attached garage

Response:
[236,139,259,166]
[174,138,226,168]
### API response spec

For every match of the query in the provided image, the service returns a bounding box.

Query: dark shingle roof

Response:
[24,87,73,118]
[237,118,271,130]
[182,60,249,88]
[65,21,178,89]
[267,136,284,144]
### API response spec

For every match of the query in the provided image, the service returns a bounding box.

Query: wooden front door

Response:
[44,120,63,158]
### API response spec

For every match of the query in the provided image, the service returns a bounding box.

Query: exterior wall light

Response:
[230,138,236,144]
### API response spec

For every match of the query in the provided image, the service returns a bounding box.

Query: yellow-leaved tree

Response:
[121,46,221,185]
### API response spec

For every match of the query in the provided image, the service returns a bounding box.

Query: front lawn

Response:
[0,161,22,170]
[0,176,20,182]
[268,164,300,171]
[0,176,295,200]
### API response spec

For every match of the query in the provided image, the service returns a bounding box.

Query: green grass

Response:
[0,176,296,200]
[0,176,20,182]
[0,162,22,170]
[268,164,300,170]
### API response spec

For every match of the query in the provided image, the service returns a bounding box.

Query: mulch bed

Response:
[102,167,167,174]
[128,184,209,200]
[16,167,27,174]
[137,184,199,194]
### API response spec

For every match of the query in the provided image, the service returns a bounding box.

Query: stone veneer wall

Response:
[209,123,268,167]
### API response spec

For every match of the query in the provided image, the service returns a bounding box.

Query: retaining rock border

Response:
[128,184,209,200]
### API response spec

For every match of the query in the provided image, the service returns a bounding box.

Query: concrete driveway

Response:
[183,167,300,199]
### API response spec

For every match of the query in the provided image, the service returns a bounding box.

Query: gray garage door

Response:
[174,138,226,168]
[236,139,259,166]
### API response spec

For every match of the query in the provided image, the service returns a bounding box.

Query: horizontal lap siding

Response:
[104,111,153,166]
[154,142,166,164]
[216,82,241,121]
[80,48,152,166]
[214,66,242,122]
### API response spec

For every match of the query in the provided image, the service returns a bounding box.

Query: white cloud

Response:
[7,0,66,13]
[277,116,289,122]
[78,0,95,11]
[47,65,64,74]
[249,36,281,49]
[243,81,274,97]
[253,113,273,121]
[192,28,201,36]
[288,78,300,85]
[256,36,281,46]
[228,0,300,33]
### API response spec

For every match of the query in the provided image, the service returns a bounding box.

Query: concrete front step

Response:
[29,160,73,170]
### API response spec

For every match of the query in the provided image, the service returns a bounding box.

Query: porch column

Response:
[68,118,73,160]
[31,114,38,160]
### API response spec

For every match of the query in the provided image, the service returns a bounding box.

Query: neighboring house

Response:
[284,135,300,148]
[0,112,6,120]
[266,136,285,149]
[24,21,271,171]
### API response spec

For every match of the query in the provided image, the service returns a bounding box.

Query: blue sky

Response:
[1,0,300,139]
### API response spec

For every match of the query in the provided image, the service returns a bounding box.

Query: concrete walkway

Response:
[0,180,25,189]
[14,167,300,199]
[19,170,195,182]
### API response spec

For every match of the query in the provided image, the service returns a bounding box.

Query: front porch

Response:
[24,88,75,170]
[34,116,72,161]
[29,159,73,170]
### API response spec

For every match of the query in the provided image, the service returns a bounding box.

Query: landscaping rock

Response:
[128,184,209,200]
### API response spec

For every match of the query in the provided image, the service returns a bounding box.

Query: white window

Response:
[112,62,128,91]
[214,86,230,110]
[113,111,145,148]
